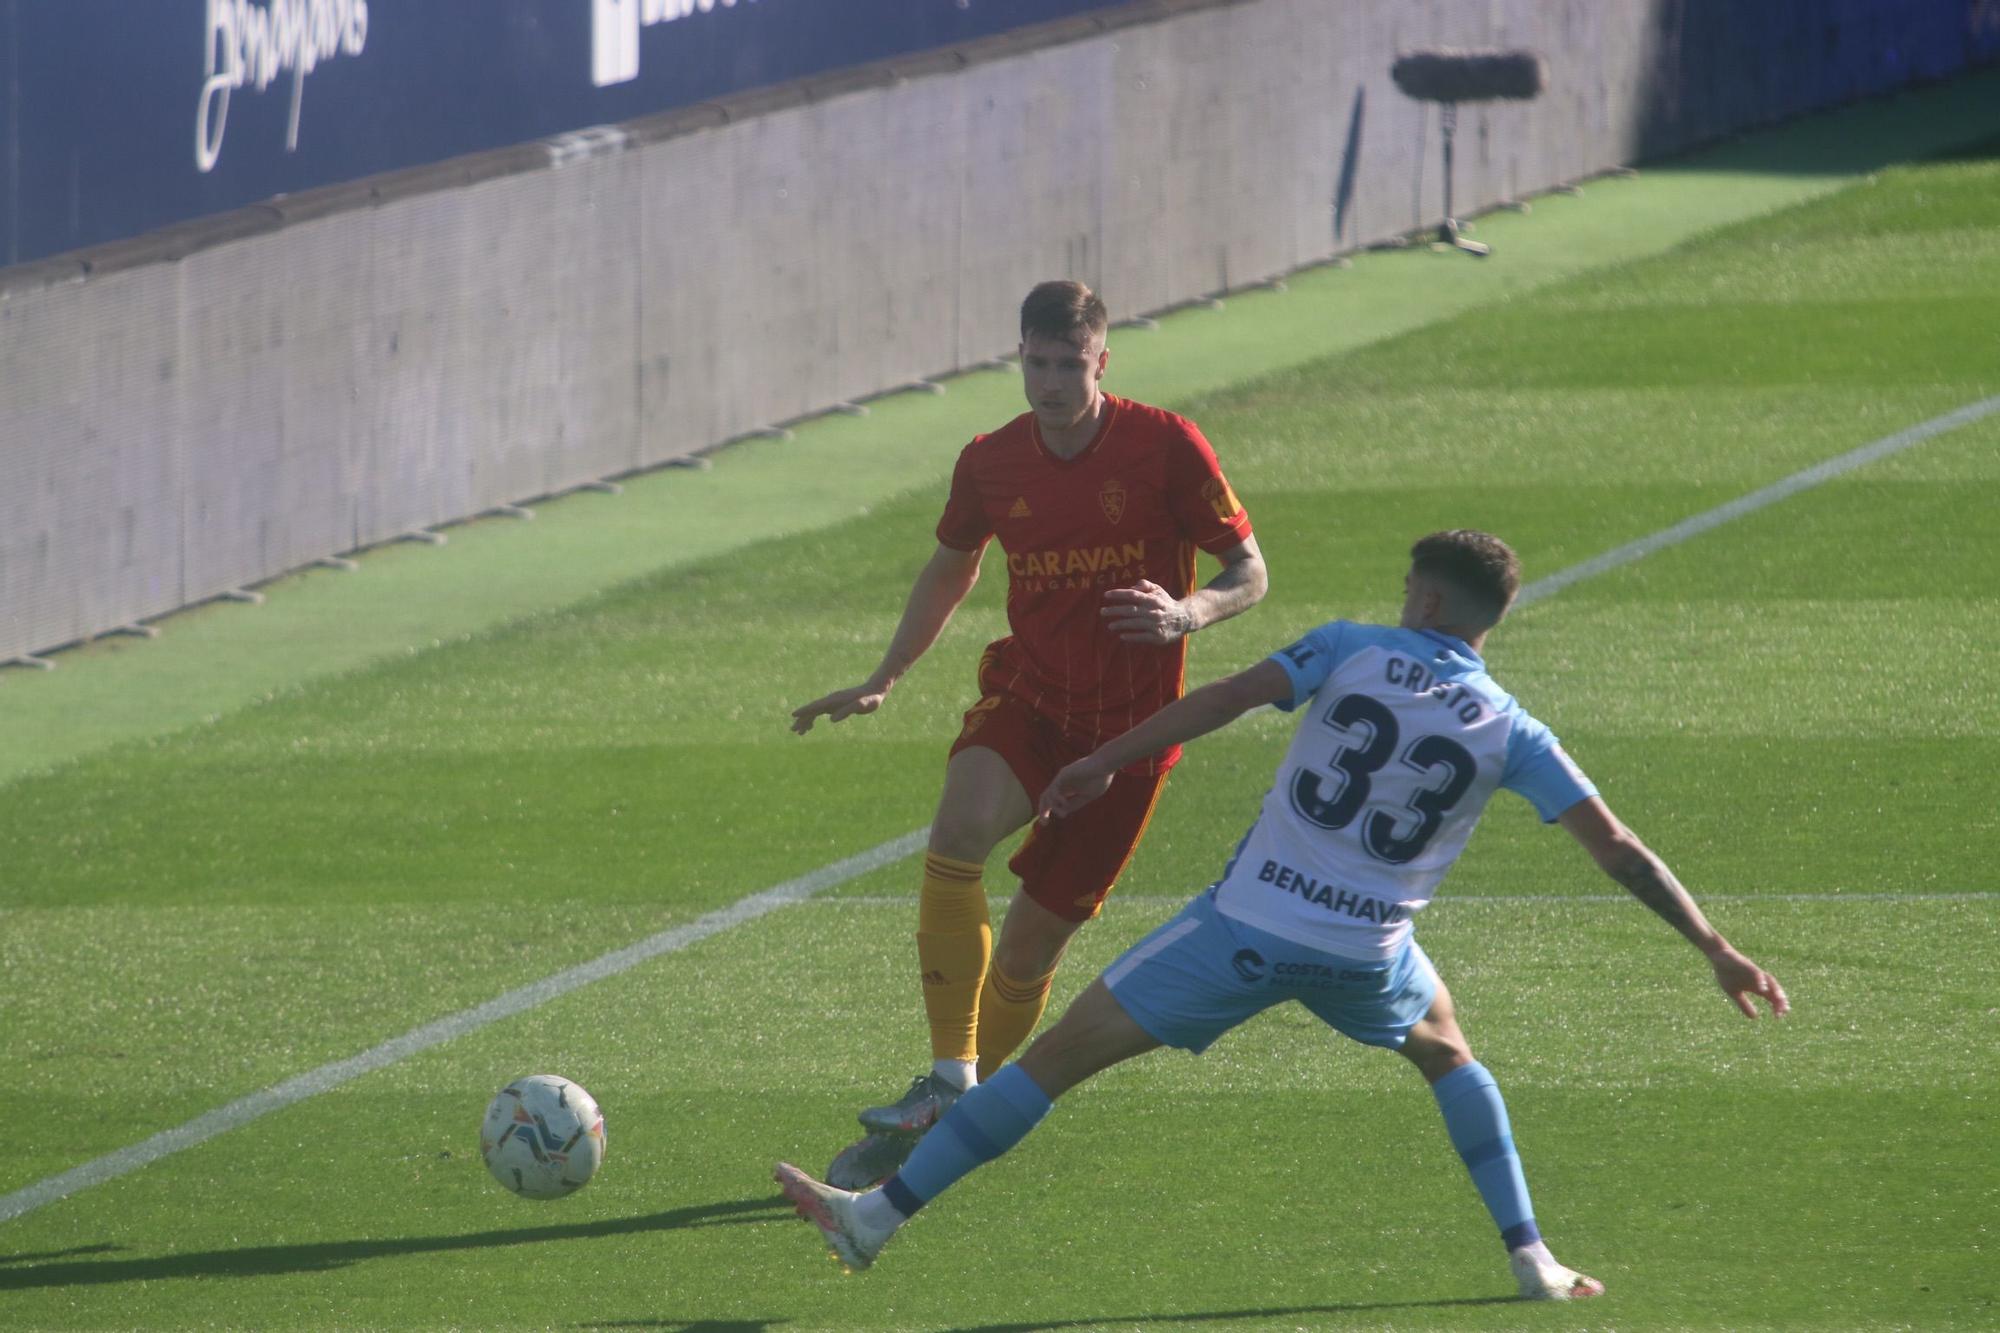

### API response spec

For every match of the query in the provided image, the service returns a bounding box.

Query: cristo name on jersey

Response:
[1213,622,1597,960]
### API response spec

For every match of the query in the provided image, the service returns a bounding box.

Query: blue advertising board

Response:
[0,0,1130,267]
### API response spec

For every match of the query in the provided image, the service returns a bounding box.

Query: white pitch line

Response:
[1511,393,2000,607]
[0,829,927,1226]
[8,394,1998,1228]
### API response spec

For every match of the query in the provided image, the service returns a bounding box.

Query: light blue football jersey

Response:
[1211,621,1596,960]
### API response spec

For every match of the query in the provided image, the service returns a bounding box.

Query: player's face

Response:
[1020,332,1108,432]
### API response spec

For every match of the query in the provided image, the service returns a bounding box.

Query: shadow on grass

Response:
[0,1195,787,1291]
[576,1312,784,1320]
[939,1297,1519,1332]
[1630,19,2000,175]
[1926,132,2000,164]
[1622,65,2000,182]
[569,1294,1521,1332]
[0,1243,124,1265]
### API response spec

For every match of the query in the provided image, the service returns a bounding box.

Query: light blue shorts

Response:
[1103,890,1439,1053]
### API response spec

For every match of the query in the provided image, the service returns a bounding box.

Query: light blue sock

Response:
[1431,1061,1540,1249]
[880,1064,1052,1218]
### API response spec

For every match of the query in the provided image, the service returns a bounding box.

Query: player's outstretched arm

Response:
[790,543,983,734]
[1102,536,1267,645]
[1557,797,1790,1019]
[1038,658,1292,820]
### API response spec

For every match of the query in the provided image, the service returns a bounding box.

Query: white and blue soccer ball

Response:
[480,1074,607,1199]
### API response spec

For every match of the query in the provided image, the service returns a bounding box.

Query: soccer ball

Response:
[479,1074,607,1199]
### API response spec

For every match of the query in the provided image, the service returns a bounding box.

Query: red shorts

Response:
[948,690,1169,924]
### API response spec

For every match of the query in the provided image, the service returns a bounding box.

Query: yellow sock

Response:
[915,852,990,1065]
[975,962,1057,1080]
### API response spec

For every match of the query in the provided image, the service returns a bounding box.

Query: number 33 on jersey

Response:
[1210,621,1597,962]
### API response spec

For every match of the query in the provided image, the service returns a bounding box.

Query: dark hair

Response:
[1020,280,1109,345]
[1410,530,1521,623]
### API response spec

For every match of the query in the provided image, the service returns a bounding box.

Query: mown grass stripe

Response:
[1514,394,2000,606]
[0,829,927,1226]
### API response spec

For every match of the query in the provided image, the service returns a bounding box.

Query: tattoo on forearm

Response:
[1612,854,1697,935]
[1193,560,1266,627]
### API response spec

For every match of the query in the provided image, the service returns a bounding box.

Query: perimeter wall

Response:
[4,0,1996,662]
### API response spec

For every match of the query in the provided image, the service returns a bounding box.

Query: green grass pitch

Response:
[3,95,1998,1329]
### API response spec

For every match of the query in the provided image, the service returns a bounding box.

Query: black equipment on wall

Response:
[1390,49,1548,257]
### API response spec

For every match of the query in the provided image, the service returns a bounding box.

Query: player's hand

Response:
[1707,945,1790,1019]
[1102,579,1194,645]
[1037,758,1115,823]
[790,682,888,734]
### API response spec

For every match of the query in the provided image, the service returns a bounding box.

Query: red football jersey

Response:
[935,393,1254,774]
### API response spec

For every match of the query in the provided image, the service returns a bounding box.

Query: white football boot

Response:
[774,1162,897,1273]
[1510,1247,1606,1300]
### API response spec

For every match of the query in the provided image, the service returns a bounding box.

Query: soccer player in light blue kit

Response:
[777,530,1789,1300]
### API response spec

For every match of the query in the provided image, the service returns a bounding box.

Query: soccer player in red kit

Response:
[791,280,1268,1187]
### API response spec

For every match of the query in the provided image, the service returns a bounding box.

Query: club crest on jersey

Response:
[1099,478,1126,525]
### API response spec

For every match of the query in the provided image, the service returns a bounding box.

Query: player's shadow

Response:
[941,1296,1518,1332]
[0,1195,787,1292]
[580,1312,780,1320]
[576,1312,784,1320]
[0,1244,124,1265]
